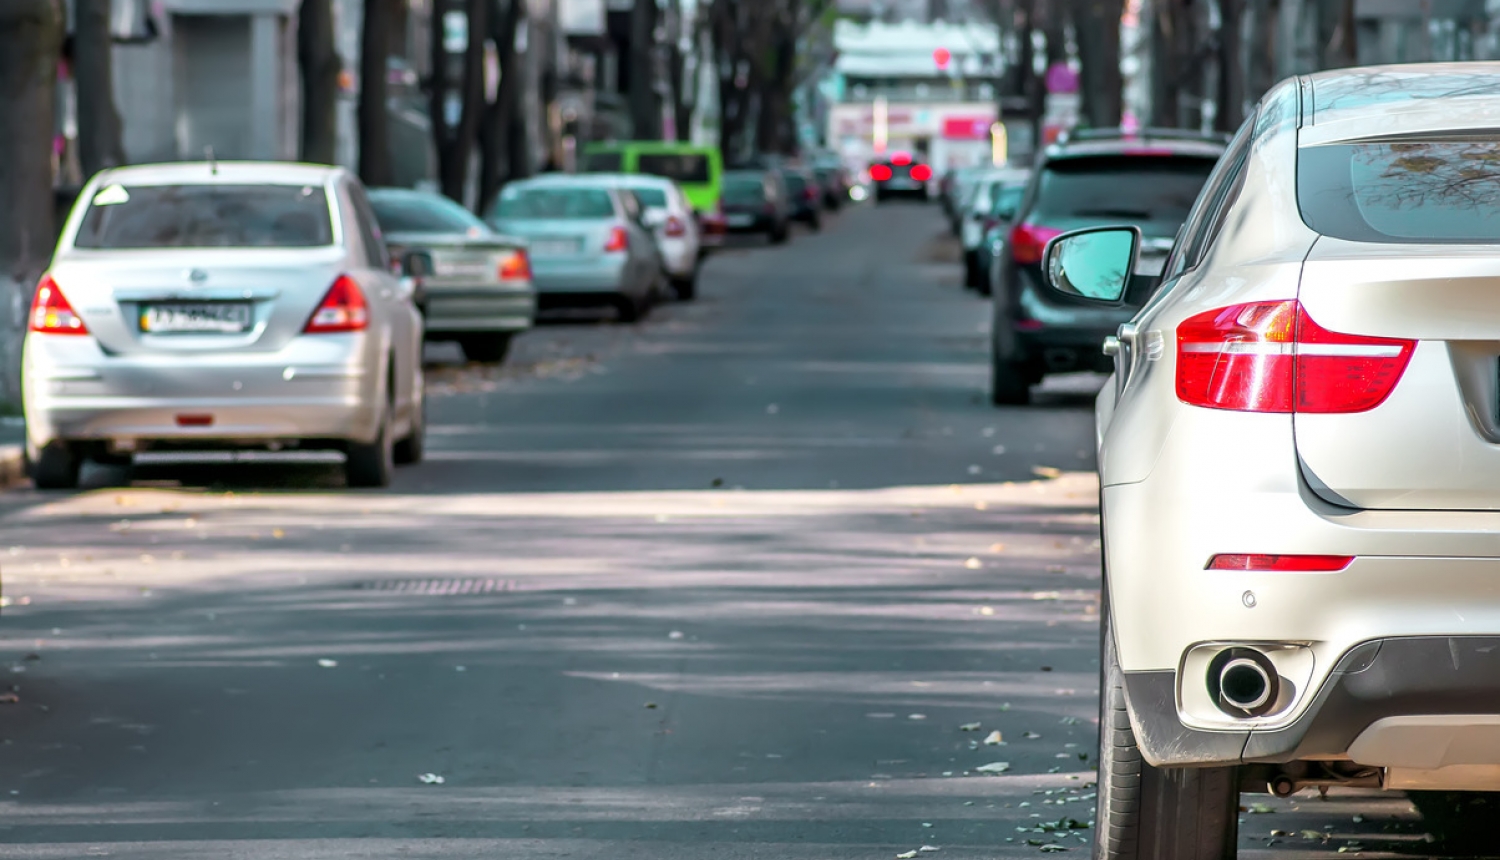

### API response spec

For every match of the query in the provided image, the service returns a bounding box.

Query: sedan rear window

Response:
[75,184,333,249]
[1298,140,1500,243]
[1032,156,1217,225]
[723,177,766,203]
[630,187,669,208]
[369,190,490,234]
[638,154,711,184]
[493,187,616,220]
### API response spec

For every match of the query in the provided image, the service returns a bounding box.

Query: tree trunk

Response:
[1246,0,1280,102]
[1216,0,1247,131]
[359,0,394,186]
[1317,0,1357,69]
[0,0,62,405]
[299,0,341,164]
[1074,0,1124,127]
[479,0,526,215]
[74,0,125,179]
[432,0,487,201]
[629,0,661,139]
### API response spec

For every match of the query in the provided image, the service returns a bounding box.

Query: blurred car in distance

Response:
[944,166,990,233]
[24,162,426,489]
[869,151,932,202]
[595,174,703,301]
[989,128,1225,404]
[486,176,665,323]
[972,173,1029,295]
[778,166,823,230]
[810,153,851,210]
[961,169,1029,289]
[720,169,791,244]
[369,187,535,364]
[579,141,724,221]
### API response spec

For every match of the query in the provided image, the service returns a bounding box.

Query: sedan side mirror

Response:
[401,250,435,280]
[1041,226,1141,305]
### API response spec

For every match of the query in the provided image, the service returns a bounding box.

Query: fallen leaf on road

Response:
[974,500,988,511]
[959,722,982,732]
[978,606,995,616]
[908,714,926,720]
[967,465,983,475]
[1023,731,1041,739]
[417,773,445,785]
[984,730,1004,745]
[1039,845,1068,853]
[1060,716,1080,725]
[1032,466,1062,479]
[897,852,919,859]
[317,659,338,668]
[668,631,685,640]
[766,404,780,415]
[990,543,1005,552]
[975,762,1011,774]
[271,529,285,539]
[964,558,983,570]
[645,702,658,709]
[1248,802,1274,814]
[919,847,940,854]
[0,693,18,704]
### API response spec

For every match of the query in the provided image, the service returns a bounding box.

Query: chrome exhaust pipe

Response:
[1211,649,1279,717]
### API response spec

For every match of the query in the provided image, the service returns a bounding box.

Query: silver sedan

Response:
[23,162,425,489]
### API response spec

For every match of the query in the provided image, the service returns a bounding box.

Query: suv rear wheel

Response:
[990,348,1032,405]
[1096,596,1240,859]
[28,441,81,490]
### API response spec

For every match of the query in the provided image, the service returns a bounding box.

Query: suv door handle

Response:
[1103,336,1121,357]
[1117,322,1139,344]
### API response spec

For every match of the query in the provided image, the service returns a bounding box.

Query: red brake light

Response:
[1009,224,1064,266]
[1176,300,1415,414]
[304,275,370,333]
[870,164,893,182]
[604,226,629,253]
[498,249,531,281]
[1207,554,1353,572]
[29,275,89,335]
[909,164,933,182]
[891,152,913,166]
[664,215,687,237]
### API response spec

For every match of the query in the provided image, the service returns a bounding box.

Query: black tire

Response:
[393,375,425,466]
[963,252,981,289]
[1095,594,1241,860]
[457,333,512,364]
[671,270,697,301]
[615,293,648,323]
[769,222,789,244]
[806,212,822,231]
[28,441,80,490]
[989,349,1032,406]
[346,402,394,489]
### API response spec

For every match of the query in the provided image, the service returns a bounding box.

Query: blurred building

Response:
[827,18,1008,172]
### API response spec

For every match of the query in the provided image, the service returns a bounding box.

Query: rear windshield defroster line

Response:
[1298,140,1500,244]
[76,184,334,249]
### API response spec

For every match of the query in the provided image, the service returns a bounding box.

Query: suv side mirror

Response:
[401,250,435,279]
[1041,226,1141,304]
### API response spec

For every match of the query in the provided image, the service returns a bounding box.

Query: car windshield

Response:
[1298,140,1500,243]
[75,183,334,249]
[369,191,490,234]
[638,153,711,184]
[1031,155,1217,229]
[784,173,807,194]
[992,184,1025,219]
[493,187,616,220]
[723,177,766,203]
[630,187,669,208]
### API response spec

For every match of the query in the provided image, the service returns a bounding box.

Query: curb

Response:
[0,445,24,489]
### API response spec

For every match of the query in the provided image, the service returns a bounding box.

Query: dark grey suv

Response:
[989,129,1226,405]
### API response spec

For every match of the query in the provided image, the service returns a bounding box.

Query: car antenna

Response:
[205,146,218,175]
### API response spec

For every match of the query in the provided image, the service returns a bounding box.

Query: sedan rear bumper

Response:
[530,257,633,295]
[423,287,536,334]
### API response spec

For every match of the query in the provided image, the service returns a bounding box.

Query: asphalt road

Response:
[0,203,1459,858]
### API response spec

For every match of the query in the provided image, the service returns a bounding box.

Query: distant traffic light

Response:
[933,47,951,70]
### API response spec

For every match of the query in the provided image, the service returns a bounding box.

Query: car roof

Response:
[1045,130,1228,161]
[584,173,677,189]
[1301,62,1500,143]
[98,161,346,186]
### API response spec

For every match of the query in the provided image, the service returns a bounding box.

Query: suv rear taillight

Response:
[1176,300,1415,414]
[664,215,687,237]
[304,275,370,333]
[1009,224,1063,266]
[498,249,531,281]
[910,164,932,182]
[29,275,89,335]
[870,165,893,182]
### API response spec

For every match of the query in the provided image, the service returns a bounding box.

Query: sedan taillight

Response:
[1176,300,1415,414]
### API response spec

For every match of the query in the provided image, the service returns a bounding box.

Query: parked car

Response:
[810,154,851,210]
[23,162,426,489]
[720,169,791,244]
[778,166,822,230]
[1038,65,1500,858]
[486,177,665,322]
[973,175,1028,296]
[869,152,933,202]
[960,169,1029,289]
[989,127,1225,404]
[944,166,988,233]
[594,174,703,300]
[368,187,534,364]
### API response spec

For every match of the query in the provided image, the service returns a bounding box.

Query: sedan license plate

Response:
[140,302,252,334]
[726,214,756,227]
[531,239,580,257]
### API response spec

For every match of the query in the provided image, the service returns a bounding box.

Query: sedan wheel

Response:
[1096,595,1240,860]
[671,270,698,302]
[457,333,512,364]
[346,402,394,489]
[28,441,81,491]
[394,374,426,466]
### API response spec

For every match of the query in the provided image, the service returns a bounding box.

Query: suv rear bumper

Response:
[1125,636,1500,776]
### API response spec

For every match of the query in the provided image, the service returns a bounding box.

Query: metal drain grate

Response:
[354,578,523,595]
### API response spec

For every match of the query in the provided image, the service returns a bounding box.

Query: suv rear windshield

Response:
[1031,155,1217,227]
[493,187,616,220]
[369,190,490,234]
[75,184,333,249]
[1298,140,1500,243]
[723,176,767,203]
[638,154,711,184]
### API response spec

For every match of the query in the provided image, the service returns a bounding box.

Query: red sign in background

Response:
[942,117,992,140]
